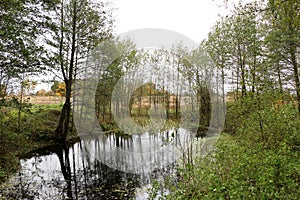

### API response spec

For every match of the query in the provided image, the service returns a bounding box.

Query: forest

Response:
[0,0,299,199]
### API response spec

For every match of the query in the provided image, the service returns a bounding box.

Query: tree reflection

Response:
[56,145,74,200]
[1,132,179,199]
[54,140,142,200]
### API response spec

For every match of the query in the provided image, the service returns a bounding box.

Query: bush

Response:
[166,94,300,199]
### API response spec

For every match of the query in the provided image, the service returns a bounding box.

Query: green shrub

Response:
[166,94,300,199]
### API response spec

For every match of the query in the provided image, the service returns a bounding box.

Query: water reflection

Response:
[81,128,192,174]
[0,128,193,199]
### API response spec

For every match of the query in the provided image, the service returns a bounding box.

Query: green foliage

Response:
[0,96,32,113]
[0,0,48,90]
[50,81,60,93]
[0,103,65,183]
[166,95,300,199]
[147,179,168,200]
[206,0,300,113]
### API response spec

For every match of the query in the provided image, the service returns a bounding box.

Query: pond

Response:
[0,128,202,200]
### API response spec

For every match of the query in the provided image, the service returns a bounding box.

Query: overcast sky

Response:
[113,0,252,43]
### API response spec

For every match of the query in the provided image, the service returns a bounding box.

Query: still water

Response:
[0,128,197,199]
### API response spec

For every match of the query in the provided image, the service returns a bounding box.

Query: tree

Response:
[20,79,37,96]
[266,0,300,114]
[0,0,53,99]
[206,2,270,100]
[51,81,65,96]
[206,17,231,100]
[47,0,114,141]
[93,39,140,124]
[180,44,213,136]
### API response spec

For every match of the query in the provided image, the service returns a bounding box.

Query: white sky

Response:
[113,0,252,43]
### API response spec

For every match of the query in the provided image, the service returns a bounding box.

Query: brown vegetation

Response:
[25,96,65,104]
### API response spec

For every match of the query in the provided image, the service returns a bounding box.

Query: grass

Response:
[0,103,76,183]
[31,103,63,111]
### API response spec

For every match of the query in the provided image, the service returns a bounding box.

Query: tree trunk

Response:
[238,43,247,98]
[290,47,300,115]
[276,62,283,93]
[56,0,77,142]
